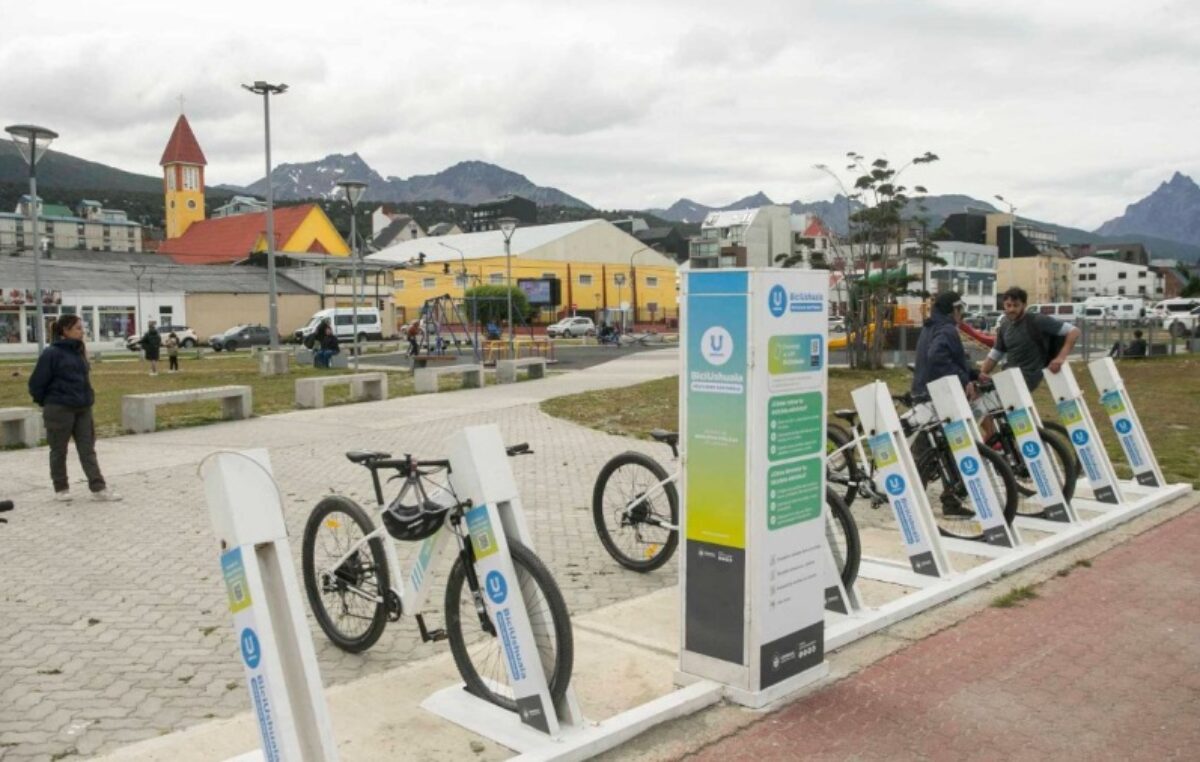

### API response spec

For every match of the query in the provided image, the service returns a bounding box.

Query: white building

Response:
[0,197,143,254]
[688,205,791,268]
[917,241,999,314]
[1072,256,1163,301]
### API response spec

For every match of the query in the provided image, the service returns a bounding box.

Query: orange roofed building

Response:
[157,113,350,264]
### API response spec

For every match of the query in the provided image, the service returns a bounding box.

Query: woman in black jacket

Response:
[27,315,121,502]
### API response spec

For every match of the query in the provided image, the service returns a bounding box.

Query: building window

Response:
[542,272,556,279]
[1118,272,1127,279]
[395,279,405,290]
[489,273,505,285]
[579,274,593,286]
[422,277,436,288]
[1138,285,1146,294]
[1138,271,1146,278]
[166,168,176,191]
[646,276,659,288]
[96,305,136,340]
[455,275,467,287]
[183,166,200,191]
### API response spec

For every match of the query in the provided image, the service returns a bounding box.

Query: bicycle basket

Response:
[382,497,448,541]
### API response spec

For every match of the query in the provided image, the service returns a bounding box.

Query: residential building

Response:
[789,213,834,268]
[369,219,679,326]
[0,197,143,254]
[634,226,688,262]
[1072,256,1163,301]
[372,214,424,248]
[688,205,791,268]
[0,256,320,353]
[469,195,537,232]
[155,115,351,264]
[996,249,1073,304]
[941,211,1058,255]
[212,196,268,219]
[160,114,208,239]
[908,242,999,315]
[427,222,464,237]
[1068,242,1150,266]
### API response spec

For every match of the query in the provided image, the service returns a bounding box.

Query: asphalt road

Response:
[362,341,676,371]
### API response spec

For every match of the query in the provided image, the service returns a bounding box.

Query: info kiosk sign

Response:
[679,269,828,706]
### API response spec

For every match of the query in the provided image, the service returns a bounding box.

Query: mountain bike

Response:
[591,430,861,589]
[301,444,573,711]
[972,379,1078,516]
[825,392,1019,541]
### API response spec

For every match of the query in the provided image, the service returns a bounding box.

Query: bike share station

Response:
[191,269,1189,761]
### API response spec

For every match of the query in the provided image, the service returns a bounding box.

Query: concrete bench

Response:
[122,386,252,434]
[411,354,457,369]
[0,407,42,447]
[414,364,484,394]
[496,357,548,384]
[295,373,388,409]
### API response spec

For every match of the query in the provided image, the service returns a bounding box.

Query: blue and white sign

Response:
[1093,361,1165,489]
[485,570,508,604]
[240,628,262,669]
[864,429,944,575]
[768,285,787,317]
[1044,363,1123,505]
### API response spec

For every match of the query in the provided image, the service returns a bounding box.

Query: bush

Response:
[464,285,534,325]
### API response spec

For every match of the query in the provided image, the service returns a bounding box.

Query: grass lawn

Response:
[540,356,1200,488]
[0,353,482,439]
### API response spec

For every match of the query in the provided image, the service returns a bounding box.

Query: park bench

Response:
[0,407,42,447]
[122,386,252,434]
[411,354,457,369]
[496,357,548,384]
[295,372,388,409]
[413,364,484,394]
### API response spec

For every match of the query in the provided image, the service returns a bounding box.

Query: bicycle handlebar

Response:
[365,443,533,474]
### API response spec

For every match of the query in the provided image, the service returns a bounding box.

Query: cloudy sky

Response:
[2,0,1197,229]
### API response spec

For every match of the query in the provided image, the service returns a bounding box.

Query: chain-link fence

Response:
[1076,317,1198,362]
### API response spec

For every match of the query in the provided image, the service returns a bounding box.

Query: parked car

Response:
[126,325,198,352]
[546,317,596,338]
[1165,305,1200,338]
[209,324,274,352]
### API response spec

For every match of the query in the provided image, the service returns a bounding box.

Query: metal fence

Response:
[1076,317,1196,362]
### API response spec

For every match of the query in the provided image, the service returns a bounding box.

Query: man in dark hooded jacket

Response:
[912,291,979,400]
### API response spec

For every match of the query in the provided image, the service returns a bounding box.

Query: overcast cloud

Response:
[2,0,1198,229]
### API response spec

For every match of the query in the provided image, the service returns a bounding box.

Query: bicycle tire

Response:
[825,487,860,589]
[916,442,1018,541]
[592,451,679,572]
[1041,419,1081,474]
[991,427,1076,513]
[444,540,574,712]
[825,424,862,506]
[302,495,390,653]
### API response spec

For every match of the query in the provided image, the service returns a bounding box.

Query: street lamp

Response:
[242,81,288,348]
[130,265,147,336]
[438,240,479,358]
[336,178,368,369]
[995,195,1017,261]
[6,123,58,353]
[497,217,518,356]
[628,246,651,332]
[613,272,626,332]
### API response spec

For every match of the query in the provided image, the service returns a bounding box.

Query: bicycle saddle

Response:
[649,429,679,447]
[345,450,391,464]
[833,409,858,425]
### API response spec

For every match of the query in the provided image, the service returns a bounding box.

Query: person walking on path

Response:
[140,321,163,376]
[164,331,181,373]
[406,320,421,356]
[27,314,122,503]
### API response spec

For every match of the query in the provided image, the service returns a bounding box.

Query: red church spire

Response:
[159,114,207,166]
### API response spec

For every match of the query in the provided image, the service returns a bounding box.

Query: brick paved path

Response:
[0,352,679,760]
[690,507,1200,762]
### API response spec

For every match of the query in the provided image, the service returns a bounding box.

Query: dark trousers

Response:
[43,404,106,493]
[169,355,179,371]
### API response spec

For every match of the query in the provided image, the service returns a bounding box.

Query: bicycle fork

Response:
[449,509,498,638]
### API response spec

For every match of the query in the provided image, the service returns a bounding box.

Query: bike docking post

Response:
[677,269,831,708]
[1088,358,1166,491]
[822,506,860,615]
[927,376,1022,550]
[991,368,1078,525]
[851,380,954,584]
[421,424,585,744]
[199,449,339,762]
[1043,362,1125,507]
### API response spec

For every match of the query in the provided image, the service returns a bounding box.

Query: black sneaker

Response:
[941,495,975,518]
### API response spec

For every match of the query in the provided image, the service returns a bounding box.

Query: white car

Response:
[1165,305,1200,337]
[126,324,199,351]
[546,317,596,338]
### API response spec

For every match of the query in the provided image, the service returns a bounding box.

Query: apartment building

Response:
[688,205,791,268]
[0,197,143,254]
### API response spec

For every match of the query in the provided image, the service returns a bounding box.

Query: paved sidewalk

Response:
[688,506,1200,762]
[0,350,678,761]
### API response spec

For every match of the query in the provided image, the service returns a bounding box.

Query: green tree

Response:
[463,284,533,325]
[1178,265,1200,298]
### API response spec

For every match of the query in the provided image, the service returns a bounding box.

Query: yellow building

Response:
[160,114,208,239]
[368,219,679,328]
[996,250,1073,304]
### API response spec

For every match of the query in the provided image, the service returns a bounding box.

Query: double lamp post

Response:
[5,123,58,354]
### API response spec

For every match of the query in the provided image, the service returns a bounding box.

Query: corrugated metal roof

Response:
[0,257,316,295]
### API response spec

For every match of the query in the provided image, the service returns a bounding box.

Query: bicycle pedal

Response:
[415,613,448,643]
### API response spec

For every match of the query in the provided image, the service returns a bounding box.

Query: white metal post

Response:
[991,368,1077,522]
[1087,357,1166,488]
[1043,362,1124,505]
[199,450,339,761]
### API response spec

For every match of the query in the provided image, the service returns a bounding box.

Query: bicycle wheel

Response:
[592,451,678,572]
[990,427,1076,514]
[302,495,390,653]
[916,443,1018,541]
[826,424,862,506]
[1041,420,1081,474]
[444,540,574,712]
[825,487,860,589]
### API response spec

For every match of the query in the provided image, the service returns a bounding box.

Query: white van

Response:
[294,307,384,344]
[1029,303,1086,321]
[1149,297,1200,320]
[1083,296,1145,321]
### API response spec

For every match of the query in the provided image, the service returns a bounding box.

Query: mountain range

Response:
[2,141,1198,261]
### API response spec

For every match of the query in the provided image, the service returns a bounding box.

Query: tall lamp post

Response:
[242,81,288,349]
[6,124,58,353]
[497,217,519,356]
[438,240,479,358]
[336,179,368,369]
[628,246,651,331]
[994,195,1017,261]
[130,265,147,335]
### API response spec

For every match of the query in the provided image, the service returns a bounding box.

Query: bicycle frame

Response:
[618,468,680,532]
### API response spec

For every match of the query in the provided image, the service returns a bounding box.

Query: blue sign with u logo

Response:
[1072,429,1089,446]
[240,628,261,669]
[885,474,906,496]
[959,455,979,476]
[768,285,787,317]
[485,571,508,605]
[1115,419,1132,434]
[1021,441,1041,459]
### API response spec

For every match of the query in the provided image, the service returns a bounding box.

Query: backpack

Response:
[1019,314,1067,365]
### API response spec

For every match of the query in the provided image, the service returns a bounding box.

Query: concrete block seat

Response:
[411,354,458,369]
[0,407,42,447]
[295,372,388,409]
[496,357,548,384]
[122,386,252,434]
[413,364,484,394]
